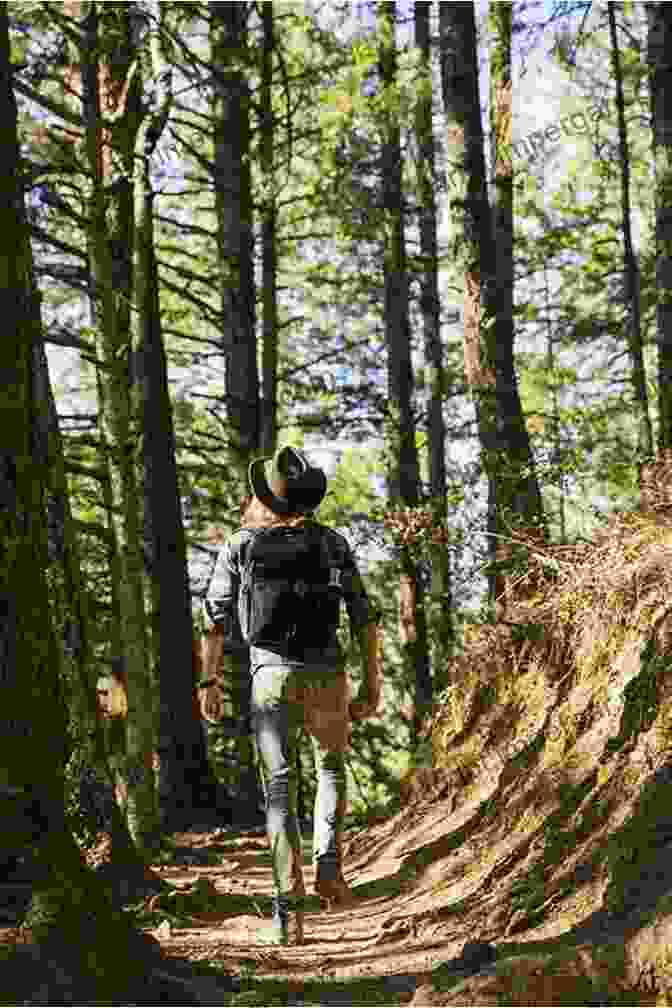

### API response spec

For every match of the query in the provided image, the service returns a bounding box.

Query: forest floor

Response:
[120,776,641,1008]
[4,765,661,1007]
[0,792,663,1007]
[2,773,667,1006]
[137,810,501,1007]
[1,800,497,1007]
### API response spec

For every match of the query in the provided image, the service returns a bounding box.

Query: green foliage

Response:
[316,446,383,526]
[512,1,657,538]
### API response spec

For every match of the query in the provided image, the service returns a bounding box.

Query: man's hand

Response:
[349,689,380,722]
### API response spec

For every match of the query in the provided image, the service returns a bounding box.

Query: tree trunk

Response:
[128,6,222,829]
[211,1,260,488]
[544,265,567,540]
[79,1,158,855]
[439,1,544,609]
[489,1,546,593]
[647,5,672,459]
[0,10,152,996]
[379,1,432,741]
[414,0,454,682]
[34,329,142,866]
[607,2,653,482]
[439,1,498,597]
[33,312,96,748]
[210,2,263,810]
[260,1,279,458]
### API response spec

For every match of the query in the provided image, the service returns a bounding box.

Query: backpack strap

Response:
[239,531,257,593]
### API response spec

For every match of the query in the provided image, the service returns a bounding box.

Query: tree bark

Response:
[489,1,546,591]
[647,4,672,456]
[129,4,222,829]
[439,1,544,608]
[33,304,96,746]
[439,1,498,597]
[379,1,432,740]
[210,2,264,810]
[414,0,454,680]
[607,2,653,480]
[0,9,152,996]
[79,1,158,855]
[260,1,279,458]
[211,1,260,487]
[34,326,142,865]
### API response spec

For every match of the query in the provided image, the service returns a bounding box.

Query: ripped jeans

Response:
[250,660,349,897]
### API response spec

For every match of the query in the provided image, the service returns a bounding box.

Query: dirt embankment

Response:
[393,503,672,1004]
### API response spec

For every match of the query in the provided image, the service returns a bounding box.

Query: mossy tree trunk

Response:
[79,1,158,855]
[129,3,221,829]
[0,9,149,996]
[32,303,97,755]
[35,328,141,866]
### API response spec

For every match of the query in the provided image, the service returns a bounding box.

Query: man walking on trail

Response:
[203,446,381,944]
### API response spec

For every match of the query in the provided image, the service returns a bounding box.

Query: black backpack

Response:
[238,524,342,656]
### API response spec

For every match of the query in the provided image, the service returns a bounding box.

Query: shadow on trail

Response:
[228,972,419,1005]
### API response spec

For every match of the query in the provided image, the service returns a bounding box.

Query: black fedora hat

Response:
[248,446,327,515]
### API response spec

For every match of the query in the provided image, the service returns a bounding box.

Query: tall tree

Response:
[489,0,514,411]
[208,1,266,814]
[439,1,544,607]
[260,0,279,457]
[414,0,454,674]
[379,1,432,740]
[647,3,672,457]
[34,327,144,871]
[127,2,221,829]
[0,5,151,994]
[607,2,653,480]
[79,1,158,853]
[488,0,546,580]
[211,1,260,487]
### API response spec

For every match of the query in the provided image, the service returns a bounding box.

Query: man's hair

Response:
[241,494,313,530]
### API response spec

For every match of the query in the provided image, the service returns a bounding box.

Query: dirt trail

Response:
[148,804,487,1006]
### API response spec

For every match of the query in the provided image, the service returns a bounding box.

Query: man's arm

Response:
[202,537,240,677]
[201,623,226,684]
[332,532,381,721]
[349,620,381,721]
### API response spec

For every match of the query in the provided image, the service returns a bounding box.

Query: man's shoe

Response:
[258,895,304,945]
